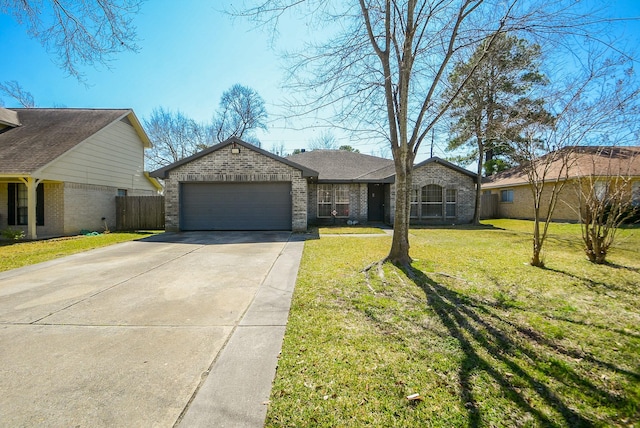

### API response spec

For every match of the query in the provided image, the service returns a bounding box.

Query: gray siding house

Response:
[152,139,477,231]
[0,107,161,239]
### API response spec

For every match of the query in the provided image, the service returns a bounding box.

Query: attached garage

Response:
[180,182,292,231]
[151,137,317,232]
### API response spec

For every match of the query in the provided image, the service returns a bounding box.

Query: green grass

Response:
[266,220,640,427]
[0,232,159,272]
[318,226,387,235]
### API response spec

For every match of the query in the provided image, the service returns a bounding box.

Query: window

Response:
[410,188,419,218]
[318,184,333,217]
[422,184,443,217]
[335,185,350,217]
[445,189,457,217]
[632,181,640,207]
[594,181,608,201]
[7,183,44,226]
[317,184,350,217]
[501,189,514,203]
[117,189,128,197]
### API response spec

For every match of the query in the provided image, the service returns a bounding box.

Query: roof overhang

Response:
[0,107,20,127]
[120,110,152,148]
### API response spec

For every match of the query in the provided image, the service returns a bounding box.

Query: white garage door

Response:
[180,182,292,231]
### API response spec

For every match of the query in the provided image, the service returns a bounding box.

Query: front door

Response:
[367,183,385,222]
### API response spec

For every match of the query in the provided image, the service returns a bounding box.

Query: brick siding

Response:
[407,162,476,224]
[163,144,308,232]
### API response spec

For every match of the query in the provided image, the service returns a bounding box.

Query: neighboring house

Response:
[151,138,477,231]
[0,107,161,239]
[483,146,640,222]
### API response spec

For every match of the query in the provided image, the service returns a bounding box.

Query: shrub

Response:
[1,228,25,240]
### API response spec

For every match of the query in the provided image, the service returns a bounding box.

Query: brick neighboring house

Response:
[483,146,640,222]
[0,107,161,239]
[151,139,477,231]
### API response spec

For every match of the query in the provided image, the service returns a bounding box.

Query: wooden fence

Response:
[116,196,165,231]
[480,193,499,219]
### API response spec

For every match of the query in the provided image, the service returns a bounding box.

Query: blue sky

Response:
[1,0,639,162]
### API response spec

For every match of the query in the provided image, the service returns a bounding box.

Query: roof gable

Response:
[150,137,318,179]
[414,157,478,182]
[0,108,147,175]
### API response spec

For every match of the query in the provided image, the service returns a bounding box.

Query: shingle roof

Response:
[286,150,395,182]
[0,108,136,175]
[483,146,640,188]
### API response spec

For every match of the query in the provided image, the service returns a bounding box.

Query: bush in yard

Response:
[1,228,25,241]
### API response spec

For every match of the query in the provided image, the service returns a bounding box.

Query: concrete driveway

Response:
[0,231,304,427]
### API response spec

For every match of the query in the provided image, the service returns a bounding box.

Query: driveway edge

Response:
[177,234,305,427]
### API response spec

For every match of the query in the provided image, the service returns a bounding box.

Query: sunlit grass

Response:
[266,221,640,427]
[0,232,160,272]
[318,226,386,235]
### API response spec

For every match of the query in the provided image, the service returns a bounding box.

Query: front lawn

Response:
[0,232,159,273]
[266,220,640,427]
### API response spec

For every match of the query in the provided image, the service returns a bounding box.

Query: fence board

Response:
[116,196,165,230]
[480,193,499,219]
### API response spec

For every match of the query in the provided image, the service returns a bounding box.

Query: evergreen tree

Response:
[445,32,550,224]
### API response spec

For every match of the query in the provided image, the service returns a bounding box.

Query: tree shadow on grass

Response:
[396,264,638,428]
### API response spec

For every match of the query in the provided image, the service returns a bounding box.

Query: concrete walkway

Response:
[0,232,304,427]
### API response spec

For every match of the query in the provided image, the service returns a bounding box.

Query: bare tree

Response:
[214,84,268,146]
[144,107,213,171]
[1,0,142,80]
[236,0,615,266]
[270,141,287,156]
[507,56,640,267]
[0,81,36,107]
[577,147,639,264]
[309,130,338,150]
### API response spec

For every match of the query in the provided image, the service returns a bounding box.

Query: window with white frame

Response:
[318,184,333,217]
[445,189,457,217]
[8,182,44,226]
[335,185,350,216]
[410,188,419,218]
[594,181,608,201]
[422,184,443,217]
[317,184,350,217]
[500,189,514,203]
[632,181,640,207]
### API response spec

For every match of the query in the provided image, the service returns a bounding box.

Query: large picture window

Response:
[411,184,458,219]
[317,184,350,217]
[7,183,44,226]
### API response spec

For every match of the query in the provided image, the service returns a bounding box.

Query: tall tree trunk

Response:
[473,138,484,225]
[387,148,414,266]
[531,210,544,267]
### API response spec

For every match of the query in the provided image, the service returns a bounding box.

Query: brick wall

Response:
[408,162,476,224]
[164,144,308,232]
[487,180,607,222]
